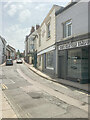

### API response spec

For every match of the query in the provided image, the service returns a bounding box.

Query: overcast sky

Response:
[0,0,71,52]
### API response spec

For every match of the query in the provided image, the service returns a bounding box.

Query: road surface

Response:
[1,61,89,118]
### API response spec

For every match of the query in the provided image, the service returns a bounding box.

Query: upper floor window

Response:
[39,34,41,47]
[63,20,72,38]
[47,22,50,38]
[3,48,4,54]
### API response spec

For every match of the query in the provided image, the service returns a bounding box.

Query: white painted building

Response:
[55,0,90,83]
[0,36,7,64]
[25,25,39,64]
[37,5,62,75]
[6,45,16,60]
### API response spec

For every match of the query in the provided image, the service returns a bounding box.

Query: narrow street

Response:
[1,61,89,118]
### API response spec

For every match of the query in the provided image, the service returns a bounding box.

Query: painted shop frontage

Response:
[37,45,56,75]
[57,34,90,84]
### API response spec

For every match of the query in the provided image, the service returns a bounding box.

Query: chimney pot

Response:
[36,25,40,30]
[30,26,35,34]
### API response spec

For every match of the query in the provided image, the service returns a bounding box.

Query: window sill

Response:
[62,36,73,41]
[46,67,54,70]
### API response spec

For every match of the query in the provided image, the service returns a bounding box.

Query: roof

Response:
[40,5,62,27]
[6,46,12,51]
[55,2,77,16]
[0,35,7,45]
[7,45,16,52]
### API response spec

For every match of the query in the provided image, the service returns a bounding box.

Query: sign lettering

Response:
[58,39,90,50]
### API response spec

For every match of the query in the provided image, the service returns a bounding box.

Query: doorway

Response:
[58,56,66,79]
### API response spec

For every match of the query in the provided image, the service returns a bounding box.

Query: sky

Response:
[0,0,71,52]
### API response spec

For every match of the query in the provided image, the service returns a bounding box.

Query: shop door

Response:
[89,46,90,83]
[58,56,65,79]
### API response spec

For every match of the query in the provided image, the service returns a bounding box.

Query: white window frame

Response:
[63,20,72,38]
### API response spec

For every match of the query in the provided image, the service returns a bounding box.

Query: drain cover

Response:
[28,92,43,99]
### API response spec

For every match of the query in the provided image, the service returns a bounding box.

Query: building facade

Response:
[37,5,62,75]
[56,0,90,83]
[6,45,16,60]
[25,25,39,65]
[28,30,38,65]
[0,36,7,64]
[25,35,30,63]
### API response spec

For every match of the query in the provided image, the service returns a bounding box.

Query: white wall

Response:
[56,1,88,42]
[37,8,56,53]
[0,38,3,64]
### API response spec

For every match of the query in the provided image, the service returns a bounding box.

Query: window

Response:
[63,20,72,38]
[38,56,41,66]
[46,51,54,69]
[47,22,50,38]
[3,48,4,54]
[67,48,82,79]
[39,34,41,47]
[30,44,34,51]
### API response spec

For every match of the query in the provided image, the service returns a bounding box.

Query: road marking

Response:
[17,68,88,112]
[1,84,8,90]
[3,84,8,89]
[54,82,68,89]
[1,84,5,89]
[75,90,89,96]
[10,80,15,84]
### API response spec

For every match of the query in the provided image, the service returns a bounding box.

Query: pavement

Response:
[1,92,17,118]
[0,63,17,119]
[24,61,90,93]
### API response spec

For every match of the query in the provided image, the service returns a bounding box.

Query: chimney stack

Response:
[36,25,40,30]
[30,26,35,34]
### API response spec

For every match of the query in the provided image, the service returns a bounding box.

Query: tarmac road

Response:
[1,61,89,118]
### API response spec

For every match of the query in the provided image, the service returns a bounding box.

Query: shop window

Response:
[67,47,89,82]
[67,48,82,80]
[81,47,88,80]
[46,51,54,69]
[63,20,72,38]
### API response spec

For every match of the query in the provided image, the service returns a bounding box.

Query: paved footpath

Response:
[0,92,17,118]
[0,64,17,119]
[24,62,89,92]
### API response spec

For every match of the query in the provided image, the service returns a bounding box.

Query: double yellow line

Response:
[1,84,8,90]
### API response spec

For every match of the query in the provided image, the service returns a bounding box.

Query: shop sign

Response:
[37,45,55,56]
[58,39,90,50]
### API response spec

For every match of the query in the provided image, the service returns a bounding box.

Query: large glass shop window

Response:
[82,47,88,80]
[67,48,82,80]
[46,51,54,69]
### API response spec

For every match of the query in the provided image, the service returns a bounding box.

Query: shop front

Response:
[58,39,90,84]
[37,45,56,75]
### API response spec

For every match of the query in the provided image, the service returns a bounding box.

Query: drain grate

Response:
[27,92,43,99]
